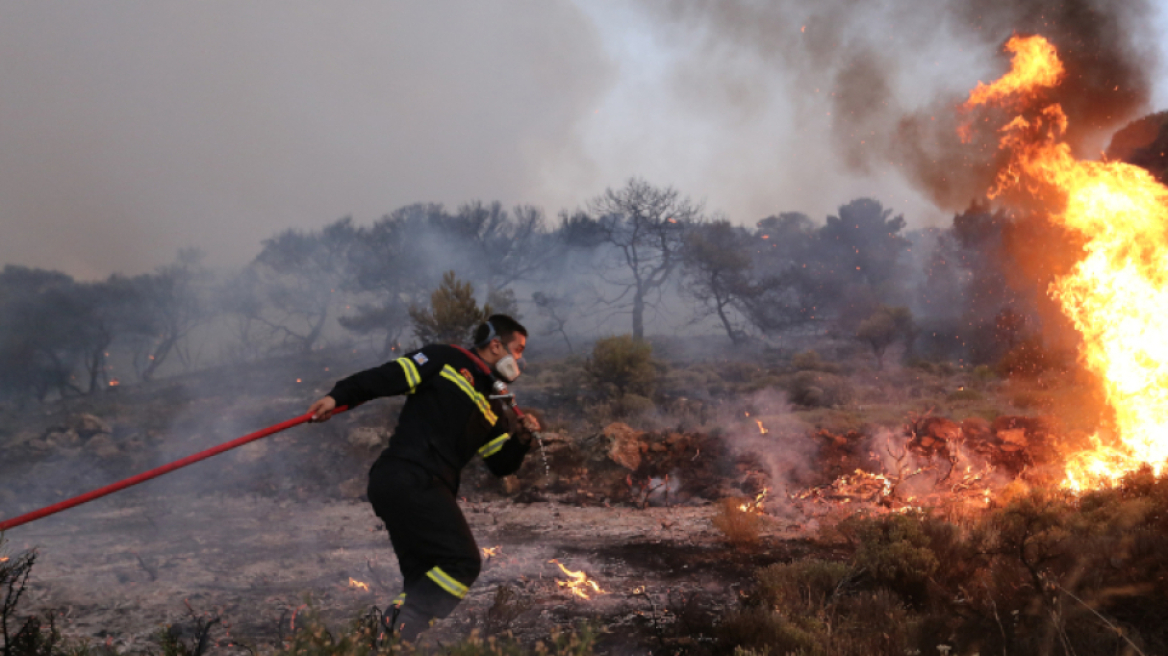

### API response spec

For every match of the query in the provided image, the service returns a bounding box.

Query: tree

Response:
[680,220,757,344]
[0,267,140,398]
[587,178,703,340]
[447,201,558,294]
[532,291,574,352]
[129,249,214,381]
[339,206,440,357]
[251,218,356,354]
[742,213,822,336]
[409,271,490,345]
[856,305,914,370]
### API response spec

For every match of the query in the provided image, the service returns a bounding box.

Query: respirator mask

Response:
[494,354,522,383]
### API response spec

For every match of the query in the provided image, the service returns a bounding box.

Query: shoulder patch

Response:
[413,353,428,365]
[459,368,474,385]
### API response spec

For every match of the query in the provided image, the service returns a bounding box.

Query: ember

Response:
[965,35,1168,490]
[481,546,501,559]
[548,559,606,600]
[756,420,768,435]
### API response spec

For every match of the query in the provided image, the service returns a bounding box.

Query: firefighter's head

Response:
[473,315,528,382]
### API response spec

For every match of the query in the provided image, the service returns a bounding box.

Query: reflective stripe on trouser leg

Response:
[392,570,473,643]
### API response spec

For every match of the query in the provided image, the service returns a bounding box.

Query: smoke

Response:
[630,0,1160,209]
[0,1,613,279]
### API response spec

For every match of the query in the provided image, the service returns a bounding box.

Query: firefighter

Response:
[306,314,539,643]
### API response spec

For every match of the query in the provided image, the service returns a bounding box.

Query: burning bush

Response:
[711,498,764,546]
[726,469,1168,655]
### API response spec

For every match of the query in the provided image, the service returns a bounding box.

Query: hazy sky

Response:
[2,1,1167,280]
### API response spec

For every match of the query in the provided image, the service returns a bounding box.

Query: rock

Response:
[26,438,49,453]
[74,414,112,437]
[84,434,120,458]
[338,477,367,499]
[45,430,81,449]
[961,417,992,442]
[604,422,645,471]
[921,417,961,442]
[347,427,386,451]
[998,428,1027,447]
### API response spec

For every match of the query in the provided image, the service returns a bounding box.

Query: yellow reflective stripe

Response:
[440,366,497,424]
[426,567,468,599]
[478,434,510,459]
[392,592,407,608]
[396,357,421,393]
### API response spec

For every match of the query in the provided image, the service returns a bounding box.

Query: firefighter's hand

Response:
[308,396,337,422]
[520,414,540,433]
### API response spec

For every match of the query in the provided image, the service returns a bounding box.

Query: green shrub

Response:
[753,560,852,611]
[840,513,939,605]
[408,271,491,345]
[585,336,656,399]
[786,371,853,407]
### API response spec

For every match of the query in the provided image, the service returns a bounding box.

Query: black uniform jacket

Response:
[327,344,530,492]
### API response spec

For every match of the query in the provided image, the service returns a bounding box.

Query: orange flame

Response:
[756,420,769,435]
[549,559,606,600]
[966,35,1168,490]
[738,487,768,513]
[481,546,501,559]
[348,577,369,591]
[966,35,1065,108]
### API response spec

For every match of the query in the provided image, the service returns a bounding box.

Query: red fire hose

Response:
[0,405,351,532]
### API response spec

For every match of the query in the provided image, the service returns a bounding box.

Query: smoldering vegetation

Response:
[2,130,1168,652]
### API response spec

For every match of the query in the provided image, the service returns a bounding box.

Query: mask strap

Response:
[474,321,498,348]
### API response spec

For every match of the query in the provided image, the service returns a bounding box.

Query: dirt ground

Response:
[5,488,811,654]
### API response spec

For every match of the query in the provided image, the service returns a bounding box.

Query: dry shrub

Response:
[711,498,763,546]
[791,350,840,373]
[482,585,532,636]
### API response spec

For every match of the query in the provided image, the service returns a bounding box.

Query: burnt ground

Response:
[1,349,1078,654]
[5,490,810,655]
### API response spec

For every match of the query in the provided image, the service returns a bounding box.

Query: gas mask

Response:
[493,353,522,383]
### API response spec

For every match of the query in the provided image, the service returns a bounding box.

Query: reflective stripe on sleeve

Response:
[439,365,497,424]
[396,357,422,393]
[477,434,510,459]
[425,567,469,599]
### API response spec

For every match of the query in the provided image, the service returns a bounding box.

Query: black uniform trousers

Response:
[366,457,481,641]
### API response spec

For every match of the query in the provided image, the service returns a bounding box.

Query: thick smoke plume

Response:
[635,0,1159,209]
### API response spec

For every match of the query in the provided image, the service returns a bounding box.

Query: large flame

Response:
[966,35,1168,490]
